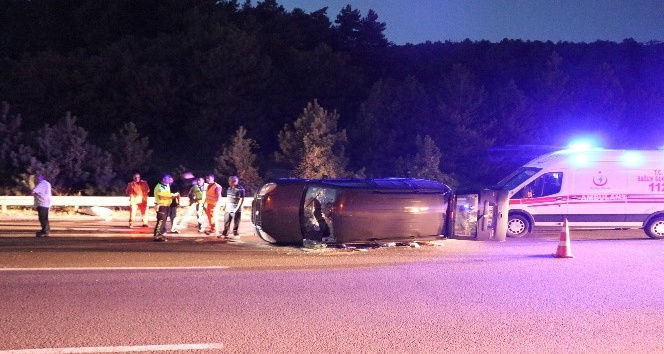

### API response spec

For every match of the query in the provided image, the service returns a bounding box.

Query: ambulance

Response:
[494,148,664,238]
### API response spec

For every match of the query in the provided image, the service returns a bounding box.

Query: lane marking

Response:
[0,266,229,271]
[0,343,224,353]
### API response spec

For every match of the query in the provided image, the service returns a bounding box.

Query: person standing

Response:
[164,175,181,234]
[125,173,150,228]
[153,174,176,242]
[222,175,245,239]
[174,177,207,233]
[32,174,52,238]
[204,174,222,236]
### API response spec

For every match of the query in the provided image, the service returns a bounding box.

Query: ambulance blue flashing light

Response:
[620,151,644,167]
[564,138,602,167]
[569,152,592,167]
[567,139,599,151]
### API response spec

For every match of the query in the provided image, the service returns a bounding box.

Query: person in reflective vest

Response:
[153,174,178,241]
[204,174,222,236]
[165,175,181,234]
[173,176,207,232]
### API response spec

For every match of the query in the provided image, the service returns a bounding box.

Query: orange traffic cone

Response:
[554,218,574,258]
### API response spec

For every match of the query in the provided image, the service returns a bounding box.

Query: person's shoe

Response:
[233,231,239,236]
[153,236,166,242]
[198,229,205,233]
[42,233,50,237]
[142,223,149,227]
[36,231,43,238]
[129,223,133,228]
[227,234,240,240]
[170,229,180,234]
[221,232,228,237]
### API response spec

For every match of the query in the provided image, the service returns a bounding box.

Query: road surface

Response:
[1,214,664,353]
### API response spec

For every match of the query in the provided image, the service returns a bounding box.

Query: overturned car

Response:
[251,178,452,245]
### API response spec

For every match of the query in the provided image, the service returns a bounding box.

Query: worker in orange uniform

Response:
[125,173,150,228]
[204,174,222,236]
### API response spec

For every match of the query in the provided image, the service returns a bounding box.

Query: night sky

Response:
[276,0,664,44]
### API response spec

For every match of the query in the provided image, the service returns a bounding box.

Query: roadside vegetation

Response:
[1,0,662,196]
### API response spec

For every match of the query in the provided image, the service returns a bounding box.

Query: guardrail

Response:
[0,196,254,213]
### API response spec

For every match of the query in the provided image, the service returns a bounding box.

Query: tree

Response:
[436,64,494,187]
[108,122,153,184]
[582,62,626,136]
[350,76,435,177]
[531,51,570,141]
[0,102,27,194]
[358,9,389,48]
[13,112,115,194]
[333,6,389,50]
[214,126,262,195]
[395,135,456,186]
[490,79,532,146]
[334,5,361,50]
[276,100,349,178]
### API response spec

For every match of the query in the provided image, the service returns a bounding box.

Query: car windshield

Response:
[491,167,541,191]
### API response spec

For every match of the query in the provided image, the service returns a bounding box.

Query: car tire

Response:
[645,216,664,239]
[507,214,530,237]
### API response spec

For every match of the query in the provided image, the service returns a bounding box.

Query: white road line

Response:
[0,266,229,271]
[0,343,224,353]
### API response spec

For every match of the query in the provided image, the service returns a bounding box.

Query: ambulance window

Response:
[513,183,535,199]
[538,172,563,197]
[493,167,542,190]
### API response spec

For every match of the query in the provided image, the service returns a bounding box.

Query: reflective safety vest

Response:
[206,183,221,204]
[189,184,205,203]
[126,180,149,203]
[154,183,172,206]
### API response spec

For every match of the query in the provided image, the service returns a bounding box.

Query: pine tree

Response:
[276,99,349,179]
[396,135,456,186]
[334,5,361,50]
[13,112,115,194]
[334,6,389,50]
[214,126,261,195]
[0,102,27,194]
[108,122,153,183]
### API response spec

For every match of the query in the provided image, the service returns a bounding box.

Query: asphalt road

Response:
[1,215,664,353]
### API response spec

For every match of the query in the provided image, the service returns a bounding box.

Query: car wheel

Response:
[507,214,530,237]
[645,216,664,239]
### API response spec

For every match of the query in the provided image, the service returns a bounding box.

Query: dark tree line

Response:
[1,0,663,195]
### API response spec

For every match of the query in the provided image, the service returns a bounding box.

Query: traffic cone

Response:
[554,218,574,258]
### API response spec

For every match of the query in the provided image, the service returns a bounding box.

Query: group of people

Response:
[126,173,246,242]
[29,172,245,241]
